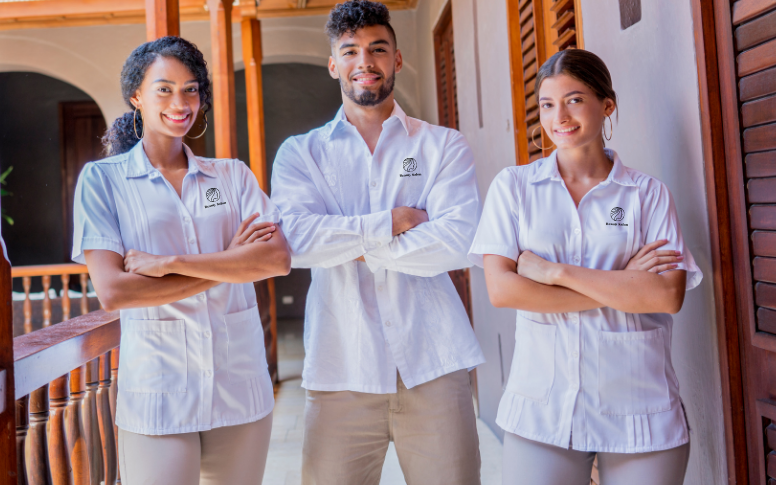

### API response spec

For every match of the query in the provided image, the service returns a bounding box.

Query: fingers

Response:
[634,239,669,259]
[236,213,260,235]
[257,233,272,242]
[649,263,679,273]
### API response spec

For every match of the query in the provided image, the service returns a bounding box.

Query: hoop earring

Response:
[133,107,143,139]
[603,115,613,141]
[531,125,555,151]
[187,113,208,139]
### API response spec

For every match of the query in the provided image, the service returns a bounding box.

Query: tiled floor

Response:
[263,319,503,485]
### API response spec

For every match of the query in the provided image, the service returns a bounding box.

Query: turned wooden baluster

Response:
[26,385,52,485]
[83,360,102,485]
[97,354,117,485]
[109,349,120,483]
[66,366,89,485]
[49,375,73,485]
[42,275,52,328]
[17,395,30,485]
[79,274,89,316]
[23,276,32,334]
[61,274,71,321]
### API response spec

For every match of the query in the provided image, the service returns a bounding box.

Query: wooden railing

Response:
[10,264,121,485]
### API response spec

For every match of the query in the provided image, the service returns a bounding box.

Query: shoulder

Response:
[407,116,464,143]
[622,165,671,199]
[78,152,129,183]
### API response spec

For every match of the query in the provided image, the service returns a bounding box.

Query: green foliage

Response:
[1,166,13,225]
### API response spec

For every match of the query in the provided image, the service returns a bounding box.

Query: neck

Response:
[555,140,612,181]
[342,94,395,135]
[141,132,188,171]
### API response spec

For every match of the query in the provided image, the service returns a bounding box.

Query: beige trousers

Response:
[502,432,690,485]
[118,412,273,485]
[302,369,481,485]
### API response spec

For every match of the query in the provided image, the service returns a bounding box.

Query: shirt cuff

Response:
[72,237,125,264]
[467,244,519,268]
[362,210,393,252]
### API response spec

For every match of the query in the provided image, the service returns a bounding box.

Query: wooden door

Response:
[710,0,776,483]
[60,101,107,262]
[433,2,473,324]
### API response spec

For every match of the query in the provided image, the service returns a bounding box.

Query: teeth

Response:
[556,126,579,133]
[166,114,188,121]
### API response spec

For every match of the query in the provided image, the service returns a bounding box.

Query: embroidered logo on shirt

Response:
[399,158,422,178]
[204,188,226,209]
[206,188,221,203]
[606,207,628,226]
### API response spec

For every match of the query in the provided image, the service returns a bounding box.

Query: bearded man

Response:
[270,2,484,483]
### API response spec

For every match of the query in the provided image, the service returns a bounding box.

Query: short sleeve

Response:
[468,169,520,267]
[71,163,125,264]
[641,179,703,291]
[235,161,281,226]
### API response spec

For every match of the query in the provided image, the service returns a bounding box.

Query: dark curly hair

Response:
[325,0,396,47]
[102,36,212,156]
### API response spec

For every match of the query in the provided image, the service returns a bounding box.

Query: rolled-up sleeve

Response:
[71,163,124,264]
[271,139,393,269]
[234,161,280,225]
[468,168,520,267]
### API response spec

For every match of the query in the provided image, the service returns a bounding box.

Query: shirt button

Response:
[378,285,384,292]
[385,320,392,327]
[184,217,191,223]
[574,228,580,235]
[376,242,382,247]
[198,294,206,301]
[205,370,213,377]
[370,181,377,187]
[203,330,212,339]
[189,237,196,244]
[572,351,579,359]
[574,256,580,263]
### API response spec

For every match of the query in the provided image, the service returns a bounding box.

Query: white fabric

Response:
[271,102,484,393]
[468,149,702,453]
[72,141,278,435]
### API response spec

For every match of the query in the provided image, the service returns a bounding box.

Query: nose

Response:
[554,103,570,125]
[169,90,189,110]
[356,50,375,71]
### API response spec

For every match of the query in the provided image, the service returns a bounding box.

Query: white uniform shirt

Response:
[468,150,702,453]
[72,142,278,435]
[271,102,485,393]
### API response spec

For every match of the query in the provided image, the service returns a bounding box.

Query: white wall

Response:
[582,1,727,483]
[0,12,424,125]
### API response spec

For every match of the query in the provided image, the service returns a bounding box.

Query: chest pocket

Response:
[395,156,427,208]
[121,320,187,394]
[224,305,265,383]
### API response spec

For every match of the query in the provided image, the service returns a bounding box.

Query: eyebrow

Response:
[538,90,586,101]
[339,39,390,50]
[152,79,198,84]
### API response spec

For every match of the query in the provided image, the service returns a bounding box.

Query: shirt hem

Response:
[498,426,690,454]
[116,404,274,436]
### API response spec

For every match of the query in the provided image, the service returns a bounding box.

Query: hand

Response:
[228,213,276,250]
[124,249,169,278]
[517,251,559,285]
[391,207,428,236]
[625,239,683,273]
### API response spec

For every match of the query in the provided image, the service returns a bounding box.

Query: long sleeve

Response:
[271,138,393,268]
[363,132,480,277]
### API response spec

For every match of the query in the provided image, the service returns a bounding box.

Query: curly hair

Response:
[325,0,397,47]
[102,36,212,156]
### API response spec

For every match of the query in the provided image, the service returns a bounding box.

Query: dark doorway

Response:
[60,101,107,262]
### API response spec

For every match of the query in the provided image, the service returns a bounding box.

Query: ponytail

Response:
[102,111,142,157]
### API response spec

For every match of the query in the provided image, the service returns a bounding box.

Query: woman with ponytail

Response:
[72,36,290,484]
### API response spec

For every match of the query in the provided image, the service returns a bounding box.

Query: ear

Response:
[603,98,616,117]
[328,56,340,80]
[394,49,403,75]
[129,92,141,110]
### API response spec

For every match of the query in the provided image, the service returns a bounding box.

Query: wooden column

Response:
[48,375,72,485]
[208,0,238,158]
[26,386,51,485]
[66,367,88,485]
[95,356,115,485]
[0,241,18,484]
[145,0,180,41]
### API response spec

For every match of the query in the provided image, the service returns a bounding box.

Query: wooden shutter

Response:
[434,2,459,130]
[507,0,584,166]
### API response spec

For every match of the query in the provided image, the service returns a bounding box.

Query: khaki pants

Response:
[302,369,481,485]
[118,412,273,485]
[502,432,690,485]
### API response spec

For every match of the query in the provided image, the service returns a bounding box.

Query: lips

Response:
[163,113,191,124]
[554,126,580,135]
[352,73,381,85]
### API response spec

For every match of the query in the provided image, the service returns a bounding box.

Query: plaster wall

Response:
[581,2,726,483]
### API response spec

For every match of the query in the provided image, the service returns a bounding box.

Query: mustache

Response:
[349,70,383,80]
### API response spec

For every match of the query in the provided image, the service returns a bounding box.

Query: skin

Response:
[327,25,427,262]
[86,57,291,312]
[484,74,687,315]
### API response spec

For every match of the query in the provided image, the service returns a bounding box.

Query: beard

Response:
[340,71,396,107]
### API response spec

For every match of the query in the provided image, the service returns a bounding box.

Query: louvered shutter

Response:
[434,3,459,130]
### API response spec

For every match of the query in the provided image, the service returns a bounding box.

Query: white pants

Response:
[502,432,690,485]
[118,412,273,485]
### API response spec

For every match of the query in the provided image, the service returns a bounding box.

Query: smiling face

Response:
[130,56,201,139]
[328,25,402,107]
[538,74,616,151]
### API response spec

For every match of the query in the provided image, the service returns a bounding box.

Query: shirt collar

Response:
[125,141,217,178]
[529,148,636,187]
[323,100,410,139]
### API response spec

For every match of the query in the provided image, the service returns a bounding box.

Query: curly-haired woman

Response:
[72,36,291,484]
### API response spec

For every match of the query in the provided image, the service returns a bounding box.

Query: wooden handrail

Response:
[11,263,87,278]
[14,310,120,399]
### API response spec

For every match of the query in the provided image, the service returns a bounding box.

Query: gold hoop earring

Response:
[531,125,555,151]
[603,116,613,141]
[187,113,208,139]
[133,107,143,139]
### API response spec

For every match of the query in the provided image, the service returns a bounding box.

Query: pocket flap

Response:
[224,305,259,325]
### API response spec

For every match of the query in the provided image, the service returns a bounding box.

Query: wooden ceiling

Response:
[0,0,419,31]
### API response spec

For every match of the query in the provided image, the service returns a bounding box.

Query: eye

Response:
[343,50,356,56]
[540,102,553,109]
[374,48,387,53]
[158,87,171,93]
[568,97,583,104]
[186,86,199,93]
